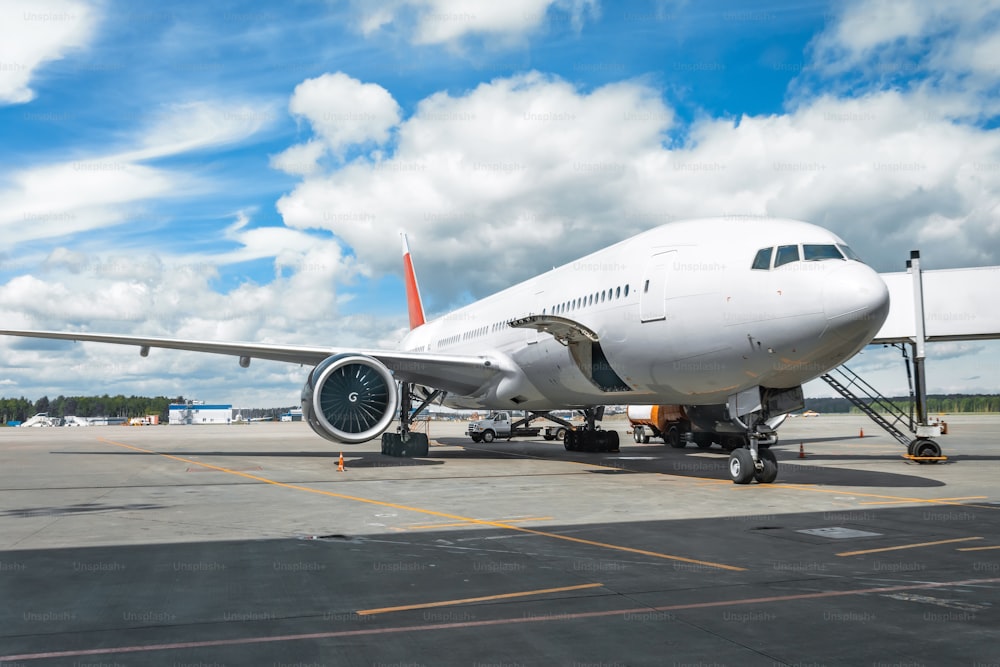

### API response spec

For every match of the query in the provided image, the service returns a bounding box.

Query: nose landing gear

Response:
[727,418,779,485]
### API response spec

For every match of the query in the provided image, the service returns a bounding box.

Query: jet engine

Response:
[301,354,398,444]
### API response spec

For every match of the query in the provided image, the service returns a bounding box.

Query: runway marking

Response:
[836,536,983,557]
[6,577,1000,662]
[356,583,604,616]
[402,516,554,530]
[957,545,1000,552]
[95,437,745,571]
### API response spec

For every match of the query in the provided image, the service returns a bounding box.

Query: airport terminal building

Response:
[168,404,233,425]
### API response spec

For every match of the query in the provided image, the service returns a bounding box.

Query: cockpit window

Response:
[837,244,862,262]
[774,244,800,268]
[751,247,772,270]
[803,244,844,261]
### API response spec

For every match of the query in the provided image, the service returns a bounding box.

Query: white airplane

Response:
[0,217,890,484]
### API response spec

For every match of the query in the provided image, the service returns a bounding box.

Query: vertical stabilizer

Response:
[401,233,426,330]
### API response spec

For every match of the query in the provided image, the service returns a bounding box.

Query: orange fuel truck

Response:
[626,405,783,450]
[626,405,705,448]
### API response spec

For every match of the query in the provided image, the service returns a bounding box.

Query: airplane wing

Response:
[0,329,499,396]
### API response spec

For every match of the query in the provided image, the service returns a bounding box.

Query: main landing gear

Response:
[564,407,620,453]
[381,382,442,457]
[727,417,778,485]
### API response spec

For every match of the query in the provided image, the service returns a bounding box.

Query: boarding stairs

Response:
[820,365,913,445]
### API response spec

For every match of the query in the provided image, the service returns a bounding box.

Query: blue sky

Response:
[2,0,1000,406]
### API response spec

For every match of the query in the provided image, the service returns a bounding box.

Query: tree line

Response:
[805,394,1000,414]
[0,395,300,425]
[0,395,185,424]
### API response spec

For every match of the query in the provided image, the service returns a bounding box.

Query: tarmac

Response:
[1,414,999,666]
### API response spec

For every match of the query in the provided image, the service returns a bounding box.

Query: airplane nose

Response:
[822,262,890,343]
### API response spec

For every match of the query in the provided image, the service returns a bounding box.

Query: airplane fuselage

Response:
[401,218,890,410]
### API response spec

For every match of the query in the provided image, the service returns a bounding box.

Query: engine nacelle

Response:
[301,354,398,444]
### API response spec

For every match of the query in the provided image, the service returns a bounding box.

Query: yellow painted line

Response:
[404,516,554,530]
[837,537,983,557]
[475,439,997,513]
[97,437,745,571]
[957,545,1000,552]
[760,483,1000,511]
[857,501,927,506]
[356,583,604,616]
[858,495,989,506]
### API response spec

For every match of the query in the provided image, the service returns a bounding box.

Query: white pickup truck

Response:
[467,411,567,443]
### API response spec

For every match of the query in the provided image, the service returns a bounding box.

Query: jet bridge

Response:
[821,252,1000,461]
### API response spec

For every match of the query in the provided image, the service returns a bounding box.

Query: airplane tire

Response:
[729,449,755,485]
[482,430,495,443]
[470,434,482,443]
[754,448,778,484]
[912,438,942,463]
[605,430,620,453]
[564,430,576,451]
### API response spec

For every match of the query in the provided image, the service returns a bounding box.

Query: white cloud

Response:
[121,100,280,162]
[285,73,400,159]
[0,0,97,104]
[355,0,598,46]
[270,140,326,176]
[276,71,674,303]
[274,69,1000,309]
[802,0,1000,120]
[0,98,278,247]
[0,161,175,246]
[0,215,368,406]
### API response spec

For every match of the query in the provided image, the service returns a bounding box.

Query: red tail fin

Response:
[401,233,426,330]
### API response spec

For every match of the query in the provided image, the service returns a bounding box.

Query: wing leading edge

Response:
[0,329,499,397]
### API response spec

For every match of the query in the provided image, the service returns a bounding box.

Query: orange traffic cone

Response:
[337,453,345,472]
[859,428,864,438]
[798,443,806,459]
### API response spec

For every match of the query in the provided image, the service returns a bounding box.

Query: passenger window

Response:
[838,244,863,262]
[803,244,844,261]
[751,247,772,270]
[774,245,800,268]
[624,284,629,297]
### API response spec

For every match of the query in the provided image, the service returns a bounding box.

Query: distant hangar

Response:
[169,403,233,425]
